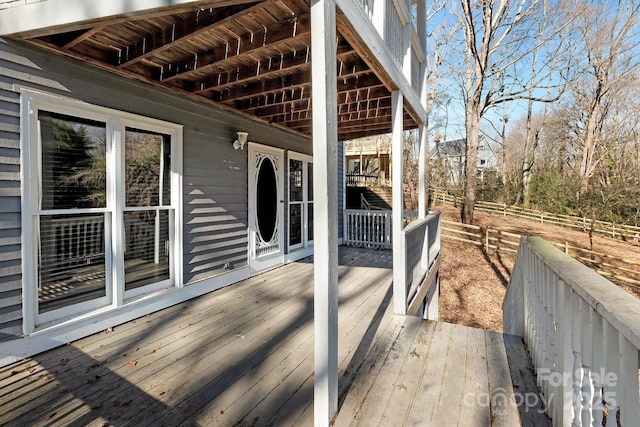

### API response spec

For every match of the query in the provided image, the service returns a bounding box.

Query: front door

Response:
[248,143,285,272]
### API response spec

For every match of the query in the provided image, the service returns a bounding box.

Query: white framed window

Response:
[288,152,313,251]
[21,90,183,331]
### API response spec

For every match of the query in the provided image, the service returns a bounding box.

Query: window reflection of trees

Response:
[125,130,170,207]
[40,112,106,209]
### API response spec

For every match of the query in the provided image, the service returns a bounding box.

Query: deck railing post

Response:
[591,315,604,426]
[603,321,619,427]
[557,279,574,426]
[619,334,639,426]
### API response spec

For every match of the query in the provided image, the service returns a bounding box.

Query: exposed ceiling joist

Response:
[16,0,419,141]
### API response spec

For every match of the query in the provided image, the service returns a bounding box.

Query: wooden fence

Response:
[441,219,640,289]
[434,192,640,243]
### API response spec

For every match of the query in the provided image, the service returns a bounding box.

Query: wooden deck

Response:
[0,247,549,426]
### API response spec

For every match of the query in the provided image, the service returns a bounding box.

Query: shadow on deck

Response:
[0,247,549,426]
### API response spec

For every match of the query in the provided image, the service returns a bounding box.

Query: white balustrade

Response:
[343,209,392,249]
[504,236,640,427]
[357,0,424,92]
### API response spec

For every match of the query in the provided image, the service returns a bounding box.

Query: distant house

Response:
[437,137,496,184]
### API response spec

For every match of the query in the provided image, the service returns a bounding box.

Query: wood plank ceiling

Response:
[20,0,419,141]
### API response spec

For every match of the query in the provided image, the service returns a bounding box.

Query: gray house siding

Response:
[0,79,21,341]
[0,39,312,340]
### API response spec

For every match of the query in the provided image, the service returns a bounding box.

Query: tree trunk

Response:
[522,169,532,209]
[579,83,603,197]
[461,110,481,224]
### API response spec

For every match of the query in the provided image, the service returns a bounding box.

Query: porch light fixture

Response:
[233,131,249,150]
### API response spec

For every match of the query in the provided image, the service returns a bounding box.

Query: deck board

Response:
[0,247,549,426]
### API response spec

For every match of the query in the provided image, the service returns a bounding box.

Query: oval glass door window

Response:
[256,157,278,242]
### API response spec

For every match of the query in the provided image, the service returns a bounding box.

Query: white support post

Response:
[417,0,428,219]
[418,125,426,219]
[417,0,427,56]
[311,0,339,425]
[402,24,412,82]
[391,90,406,314]
[372,0,385,37]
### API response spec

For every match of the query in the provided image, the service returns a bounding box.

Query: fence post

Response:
[564,241,569,254]
[484,228,489,252]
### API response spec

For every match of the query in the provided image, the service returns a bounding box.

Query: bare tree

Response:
[451,0,570,223]
[566,1,640,197]
[420,0,453,207]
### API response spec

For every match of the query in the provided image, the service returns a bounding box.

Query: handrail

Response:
[504,237,640,427]
[399,212,441,318]
[360,193,371,210]
[346,173,386,187]
[343,209,442,319]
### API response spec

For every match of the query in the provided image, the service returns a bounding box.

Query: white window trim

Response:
[287,152,313,251]
[20,89,183,333]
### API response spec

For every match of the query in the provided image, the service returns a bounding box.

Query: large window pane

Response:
[289,159,303,202]
[307,163,313,201]
[125,128,171,207]
[124,210,170,290]
[289,204,302,246]
[39,112,107,210]
[38,214,106,313]
[308,202,314,241]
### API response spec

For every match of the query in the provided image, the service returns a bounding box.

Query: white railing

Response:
[346,173,383,187]
[343,209,392,249]
[47,215,105,266]
[400,211,441,319]
[357,0,424,93]
[504,236,640,427]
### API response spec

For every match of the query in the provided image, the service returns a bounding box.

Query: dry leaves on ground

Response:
[435,205,640,333]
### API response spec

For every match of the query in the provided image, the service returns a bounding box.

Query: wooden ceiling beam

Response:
[114,3,261,67]
[339,128,398,141]
[274,109,392,129]
[249,99,311,118]
[157,12,311,82]
[236,84,387,114]
[253,95,390,120]
[232,86,309,110]
[215,76,310,103]
[290,114,416,134]
[192,46,311,93]
[216,72,381,103]
[193,53,369,95]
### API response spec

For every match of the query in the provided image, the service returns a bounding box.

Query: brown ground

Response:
[435,204,640,333]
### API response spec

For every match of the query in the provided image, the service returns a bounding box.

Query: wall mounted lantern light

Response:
[233,131,249,150]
